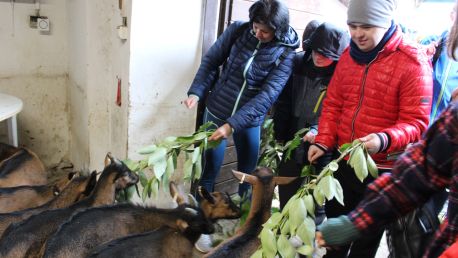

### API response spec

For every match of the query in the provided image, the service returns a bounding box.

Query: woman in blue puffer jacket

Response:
[184,0,299,198]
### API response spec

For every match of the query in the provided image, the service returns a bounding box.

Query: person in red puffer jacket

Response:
[307,0,432,257]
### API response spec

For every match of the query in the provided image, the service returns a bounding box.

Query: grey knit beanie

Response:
[347,0,396,28]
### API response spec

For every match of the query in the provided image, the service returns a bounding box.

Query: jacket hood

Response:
[277,25,300,48]
[305,22,350,61]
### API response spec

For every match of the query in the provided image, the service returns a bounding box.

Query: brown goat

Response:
[0,144,46,187]
[87,227,192,258]
[0,143,19,162]
[86,185,241,258]
[0,153,139,258]
[41,183,241,258]
[0,171,97,236]
[0,172,77,213]
[204,167,296,258]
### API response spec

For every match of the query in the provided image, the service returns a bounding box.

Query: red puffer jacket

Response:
[315,28,432,168]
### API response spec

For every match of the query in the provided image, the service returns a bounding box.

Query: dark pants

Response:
[198,109,260,198]
[324,161,388,258]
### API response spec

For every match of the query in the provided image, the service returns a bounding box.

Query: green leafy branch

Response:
[258,119,309,174]
[252,140,378,258]
[123,122,219,201]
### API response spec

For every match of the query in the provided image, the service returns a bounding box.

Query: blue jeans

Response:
[198,108,260,197]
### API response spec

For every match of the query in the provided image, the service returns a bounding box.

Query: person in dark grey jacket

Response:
[273,22,350,210]
[184,0,299,199]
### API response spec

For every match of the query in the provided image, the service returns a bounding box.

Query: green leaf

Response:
[277,234,296,258]
[290,198,307,235]
[138,171,148,188]
[165,156,174,177]
[302,194,315,217]
[175,135,195,144]
[153,158,167,179]
[183,158,193,181]
[281,196,294,216]
[146,179,153,198]
[303,216,316,241]
[194,154,203,180]
[207,139,222,149]
[349,147,368,182]
[172,151,178,168]
[122,159,139,171]
[297,221,312,246]
[301,165,315,177]
[142,180,151,201]
[280,218,291,235]
[318,176,335,201]
[297,245,314,256]
[192,146,201,164]
[334,178,344,206]
[285,137,301,160]
[339,143,352,153]
[161,173,170,193]
[313,187,325,206]
[260,227,277,257]
[147,147,167,166]
[138,144,157,155]
[163,136,177,143]
[197,121,215,132]
[294,127,310,137]
[250,249,263,258]
[193,132,208,141]
[262,119,273,130]
[151,179,159,198]
[264,212,282,229]
[366,151,378,178]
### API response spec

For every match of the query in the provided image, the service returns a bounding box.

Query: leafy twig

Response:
[253,140,378,258]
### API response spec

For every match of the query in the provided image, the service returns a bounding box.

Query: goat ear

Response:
[104,152,114,166]
[198,186,215,204]
[169,181,185,205]
[231,170,256,185]
[176,219,189,232]
[273,176,297,186]
[67,172,77,180]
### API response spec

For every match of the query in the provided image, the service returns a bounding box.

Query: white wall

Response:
[67,0,130,170]
[0,0,69,166]
[128,0,204,160]
[396,1,455,38]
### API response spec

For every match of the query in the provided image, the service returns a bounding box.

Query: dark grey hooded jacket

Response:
[273,22,350,142]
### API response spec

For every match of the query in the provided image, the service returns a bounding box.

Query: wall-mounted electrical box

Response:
[29,15,47,29]
[37,17,49,31]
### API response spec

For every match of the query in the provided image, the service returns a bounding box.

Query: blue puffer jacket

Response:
[421,30,458,123]
[188,21,300,132]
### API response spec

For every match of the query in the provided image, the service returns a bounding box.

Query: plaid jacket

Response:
[349,102,458,257]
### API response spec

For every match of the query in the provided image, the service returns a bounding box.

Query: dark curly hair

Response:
[248,0,290,39]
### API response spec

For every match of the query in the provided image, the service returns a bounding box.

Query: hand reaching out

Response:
[308,144,325,164]
[359,133,381,154]
[183,95,198,109]
[208,123,232,141]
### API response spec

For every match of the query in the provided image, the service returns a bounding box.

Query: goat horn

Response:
[231,170,256,185]
[187,194,198,207]
[273,176,297,186]
[184,207,198,216]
